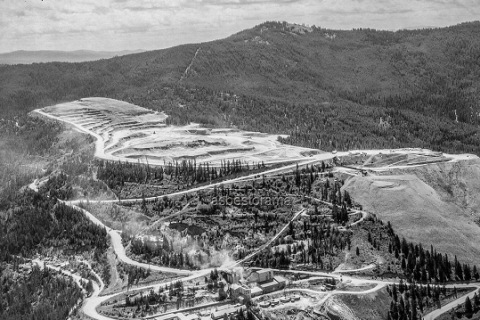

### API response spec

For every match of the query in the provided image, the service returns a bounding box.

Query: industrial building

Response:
[257,276,286,294]
[230,284,251,301]
[228,269,287,303]
[250,269,274,283]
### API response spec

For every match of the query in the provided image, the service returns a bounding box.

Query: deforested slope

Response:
[343,158,480,265]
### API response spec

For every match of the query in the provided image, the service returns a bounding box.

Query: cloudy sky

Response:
[0,0,479,53]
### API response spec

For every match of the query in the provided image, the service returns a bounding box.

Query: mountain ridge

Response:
[1,20,480,154]
[0,49,145,65]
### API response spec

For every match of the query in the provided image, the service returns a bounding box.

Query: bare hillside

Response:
[342,158,480,265]
[407,160,480,212]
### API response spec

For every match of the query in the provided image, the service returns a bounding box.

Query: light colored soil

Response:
[334,287,391,320]
[38,97,322,166]
[343,158,480,265]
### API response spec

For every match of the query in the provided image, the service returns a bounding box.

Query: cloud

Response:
[13,9,27,17]
[193,0,305,6]
[0,0,479,52]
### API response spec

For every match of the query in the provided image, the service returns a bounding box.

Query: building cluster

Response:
[151,269,287,320]
[226,269,286,304]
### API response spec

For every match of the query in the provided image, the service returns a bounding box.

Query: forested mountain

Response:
[2,21,480,154]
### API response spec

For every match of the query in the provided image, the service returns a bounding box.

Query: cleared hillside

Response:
[343,158,480,265]
[335,288,391,320]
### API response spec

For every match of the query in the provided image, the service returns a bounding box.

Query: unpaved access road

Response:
[29,106,480,319]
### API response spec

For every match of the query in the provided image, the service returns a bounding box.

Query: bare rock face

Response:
[342,158,480,265]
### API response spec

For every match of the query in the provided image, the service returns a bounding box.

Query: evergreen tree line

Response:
[460,293,480,317]
[253,219,349,270]
[120,263,152,289]
[125,280,184,308]
[96,158,265,191]
[130,239,205,269]
[385,222,479,283]
[386,281,450,320]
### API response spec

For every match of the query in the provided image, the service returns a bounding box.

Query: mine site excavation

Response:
[6,12,480,320]
[33,97,480,273]
[27,97,480,320]
[36,97,320,167]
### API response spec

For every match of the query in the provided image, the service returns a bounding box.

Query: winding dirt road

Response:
[29,108,480,320]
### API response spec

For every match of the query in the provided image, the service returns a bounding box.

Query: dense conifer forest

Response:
[96,158,265,191]
[1,21,480,154]
[0,259,84,320]
[0,189,108,318]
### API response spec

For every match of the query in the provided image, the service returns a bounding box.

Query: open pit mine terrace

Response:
[35,97,322,167]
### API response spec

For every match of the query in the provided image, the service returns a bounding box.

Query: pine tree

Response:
[399,279,405,294]
[465,296,473,314]
[464,264,472,281]
[474,292,480,309]
[86,280,94,294]
[392,284,398,302]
